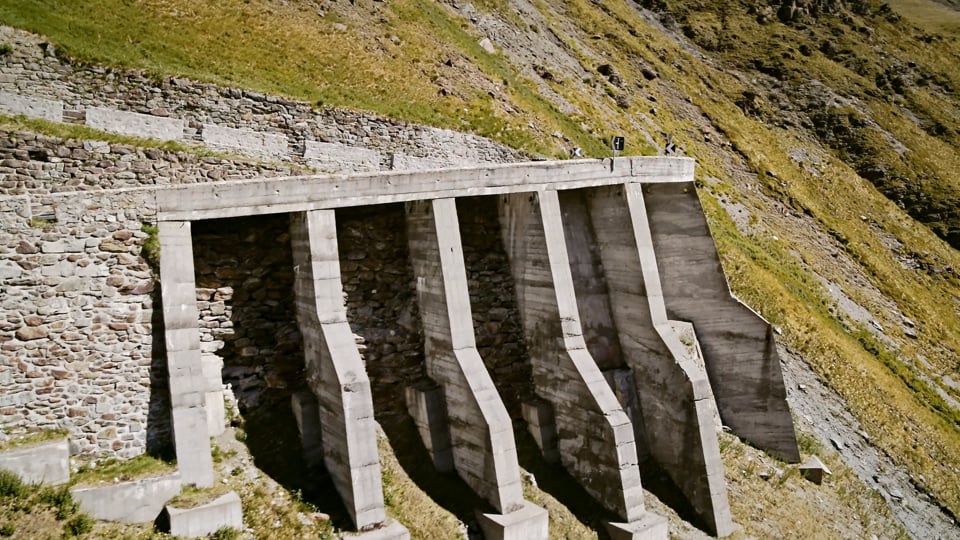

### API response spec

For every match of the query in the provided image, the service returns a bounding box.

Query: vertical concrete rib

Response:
[498,191,647,525]
[158,221,214,488]
[642,182,800,462]
[290,210,389,531]
[587,185,734,537]
[405,198,526,515]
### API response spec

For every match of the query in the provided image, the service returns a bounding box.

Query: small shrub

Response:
[234,429,247,443]
[37,485,78,520]
[0,470,24,498]
[0,522,14,537]
[63,514,93,537]
[0,44,11,56]
[141,224,160,272]
[212,526,240,540]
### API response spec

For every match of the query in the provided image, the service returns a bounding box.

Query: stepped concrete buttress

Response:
[406,198,547,537]
[158,221,215,488]
[498,190,665,536]
[289,210,401,534]
[642,182,800,462]
[583,184,734,536]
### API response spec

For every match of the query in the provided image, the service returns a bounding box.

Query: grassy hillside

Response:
[1,0,959,533]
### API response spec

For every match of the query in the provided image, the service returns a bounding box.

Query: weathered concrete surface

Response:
[520,401,559,464]
[642,182,800,462]
[477,501,550,540]
[498,191,645,523]
[404,383,454,473]
[71,472,181,523]
[166,490,243,537]
[0,91,62,122]
[304,141,380,173]
[389,153,455,171]
[0,439,69,485]
[291,391,324,467]
[290,210,393,531]
[158,221,214,488]
[585,184,733,536]
[84,107,185,141]
[405,198,526,514]
[202,124,288,159]
[155,157,695,222]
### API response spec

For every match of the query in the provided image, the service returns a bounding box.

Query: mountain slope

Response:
[1,0,958,536]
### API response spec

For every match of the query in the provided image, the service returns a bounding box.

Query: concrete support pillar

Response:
[642,182,800,462]
[586,185,734,537]
[498,191,661,534]
[404,382,454,473]
[290,210,394,532]
[405,198,540,528]
[158,221,215,488]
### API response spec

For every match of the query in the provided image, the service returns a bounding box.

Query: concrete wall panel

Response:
[0,91,63,122]
[304,141,380,173]
[85,107,185,141]
[202,124,288,159]
[642,182,799,462]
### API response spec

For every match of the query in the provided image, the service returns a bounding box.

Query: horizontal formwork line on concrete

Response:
[153,157,694,221]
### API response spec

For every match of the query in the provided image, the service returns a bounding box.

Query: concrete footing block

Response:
[520,400,559,464]
[404,383,454,472]
[0,438,70,485]
[166,490,243,537]
[340,518,411,539]
[605,512,669,540]
[477,501,549,540]
[71,472,181,523]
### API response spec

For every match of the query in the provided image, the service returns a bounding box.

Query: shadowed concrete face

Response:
[498,191,647,524]
[405,198,526,515]
[289,210,389,531]
[642,182,800,463]
[584,184,734,537]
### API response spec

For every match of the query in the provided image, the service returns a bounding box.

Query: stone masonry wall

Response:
[0,26,522,169]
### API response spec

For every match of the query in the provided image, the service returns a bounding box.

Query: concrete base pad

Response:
[71,472,181,523]
[0,439,70,485]
[166,490,243,537]
[477,501,549,540]
[340,518,410,539]
[606,512,669,540]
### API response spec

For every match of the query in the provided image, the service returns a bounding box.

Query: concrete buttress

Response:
[405,198,547,538]
[498,191,665,536]
[158,221,215,488]
[290,210,397,532]
[642,183,800,463]
[584,184,735,537]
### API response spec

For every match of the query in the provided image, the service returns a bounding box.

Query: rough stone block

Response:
[166,490,243,537]
[605,512,669,540]
[202,124,288,158]
[71,472,181,523]
[304,141,380,173]
[0,92,63,122]
[340,518,410,539]
[477,501,549,540]
[389,152,454,171]
[0,438,70,485]
[85,107,185,141]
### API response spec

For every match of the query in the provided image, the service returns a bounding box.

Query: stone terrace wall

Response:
[0,26,522,170]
